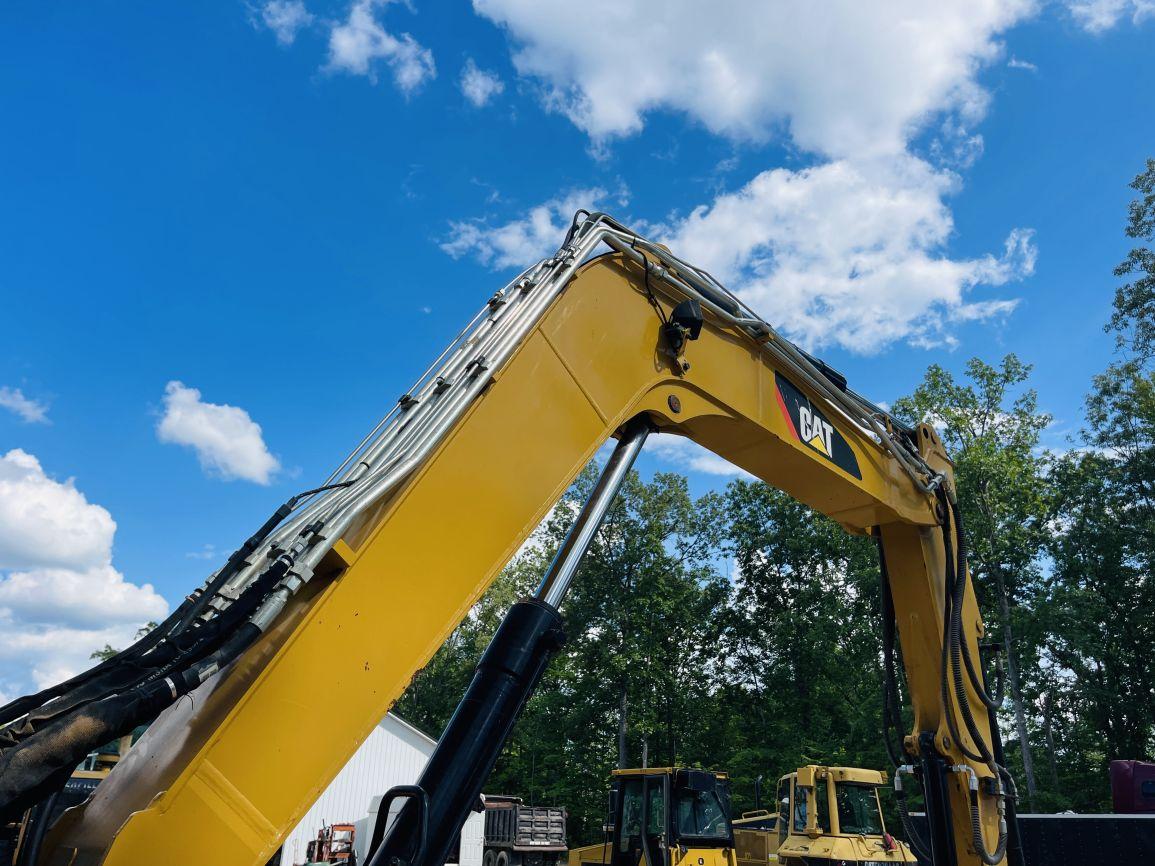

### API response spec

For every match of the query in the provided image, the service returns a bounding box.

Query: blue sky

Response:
[0,0,1152,698]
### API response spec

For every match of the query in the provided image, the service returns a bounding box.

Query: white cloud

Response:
[460,58,505,107]
[0,449,168,697]
[658,156,1035,352]
[444,158,1034,352]
[328,0,436,94]
[455,1,1042,354]
[157,381,280,484]
[1067,0,1154,32]
[1007,56,1038,71]
[441,186,616,269]
[0,449,115,572]
[473,0,1035,157]
[649,435,753,479]
[186,543,218,560]
[0,566,165,630]
[257,0,315,45]
[0,386,49,424]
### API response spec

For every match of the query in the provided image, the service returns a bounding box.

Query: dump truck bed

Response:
[484,803,567,852]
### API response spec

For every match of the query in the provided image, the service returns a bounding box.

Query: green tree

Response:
[89,622,159,661]
[893,355,1052,809]
[1108,158,1155,358]
[1038,158,1155,806]
[397,465,729,844]
[715,481,890,812]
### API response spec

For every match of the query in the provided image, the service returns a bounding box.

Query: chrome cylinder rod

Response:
[534,415,652,609]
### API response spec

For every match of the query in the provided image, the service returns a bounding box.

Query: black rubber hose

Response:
[876,533,907,767]
[0,556,294,752]
[0,556,296,830]
[947,498,999,711]
[0,598,192,729]
[14,785,62,866]
[936,494,981,762]
[170,622,264,697]
[0,484,343,732]
[894,776,932,864]
[945,495,996,766]
[0,679,174,822]
[0,558,290,820]
[968,787,1008,865]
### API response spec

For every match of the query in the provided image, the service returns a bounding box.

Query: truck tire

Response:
[484,851,496,866]
[495,851,509,866]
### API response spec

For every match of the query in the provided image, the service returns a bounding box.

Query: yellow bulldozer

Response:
[732,765,915,866]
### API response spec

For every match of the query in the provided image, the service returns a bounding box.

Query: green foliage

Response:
[1109,158,1155,358]
[713,481,890,804]
[1030,161,1155,806]
[892,355,1052,609]
[89,622,159,660]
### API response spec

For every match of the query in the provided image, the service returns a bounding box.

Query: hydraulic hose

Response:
[0,595,194,729]
[0,486,343,736]
[951,764,1009,866]
[876,533,908,768]
[0,546,308,821]
[0,548,300,751]
[936,491,986,765]
[0,676,175,823]
[893,766,932,865]
[936,488,1018,865]
[944,493,997,768]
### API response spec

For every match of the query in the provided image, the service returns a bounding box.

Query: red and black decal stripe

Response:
[774,371,862,479]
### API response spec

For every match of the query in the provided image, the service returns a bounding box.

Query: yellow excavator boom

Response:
[8,213,1009,866]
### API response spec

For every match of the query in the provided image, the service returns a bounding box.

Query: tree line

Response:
[394,160,1155,843]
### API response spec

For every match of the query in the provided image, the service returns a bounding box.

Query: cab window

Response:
[674,786,729,839]
[647,783,666,835]
[777,779,790,845]
[835,783,884,836]
[619,780,643,851]
[792,783,830,832]
[617,778,666,851]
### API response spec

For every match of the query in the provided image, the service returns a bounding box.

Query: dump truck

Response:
[482,795,567,866]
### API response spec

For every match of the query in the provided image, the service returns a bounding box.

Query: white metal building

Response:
[279,713,483,866]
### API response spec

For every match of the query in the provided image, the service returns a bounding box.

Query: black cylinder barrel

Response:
[367,597,565,866]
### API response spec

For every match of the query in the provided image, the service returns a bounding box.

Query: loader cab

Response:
[773,766,915,865]
[570,768,736,866]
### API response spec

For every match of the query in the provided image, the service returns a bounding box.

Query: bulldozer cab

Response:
[570,768,736,866]
[773,767,914,865]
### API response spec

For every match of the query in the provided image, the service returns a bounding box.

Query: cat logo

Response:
[774,372,862,479]
[797,405,834,458]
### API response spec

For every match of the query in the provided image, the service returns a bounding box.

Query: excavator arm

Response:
[2,213,1013,866]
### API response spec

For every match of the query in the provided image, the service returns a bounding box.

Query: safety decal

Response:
[774,372,862,479]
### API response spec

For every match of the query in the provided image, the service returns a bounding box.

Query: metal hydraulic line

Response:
[366,416,653,866]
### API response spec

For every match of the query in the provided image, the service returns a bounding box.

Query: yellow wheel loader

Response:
[569,768,736,866]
